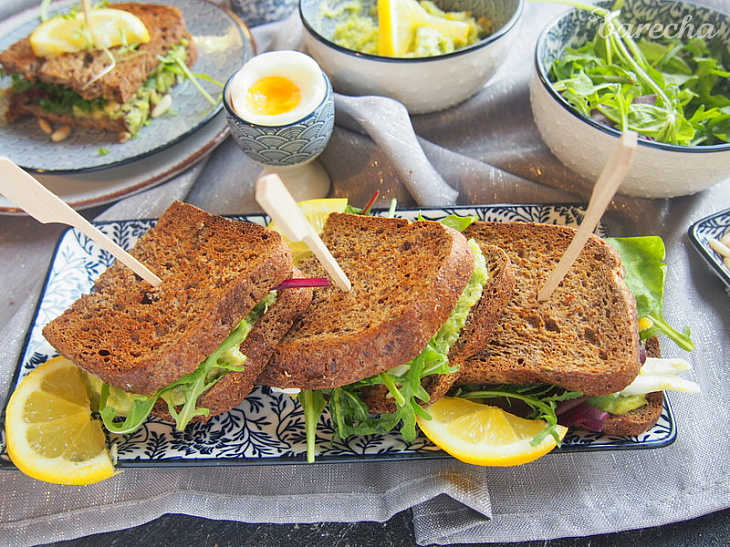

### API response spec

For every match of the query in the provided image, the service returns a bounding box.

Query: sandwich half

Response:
[257,213,515,452]
[0,2,197,142]
[42,201,312,433]
[453,221,697,437]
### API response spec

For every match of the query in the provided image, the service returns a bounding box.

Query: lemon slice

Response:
[417,396,568,466]
[268,198,349,264]
[4,356,117,485]
[30,8,151,59]
[378,0,470,56]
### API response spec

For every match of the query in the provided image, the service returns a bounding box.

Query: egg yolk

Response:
[245,76,302,116]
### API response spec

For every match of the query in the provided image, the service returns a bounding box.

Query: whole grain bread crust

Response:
[456,221,641,396]
[0,3,196,104]
[42,201,293,395]
[257,213,475,390]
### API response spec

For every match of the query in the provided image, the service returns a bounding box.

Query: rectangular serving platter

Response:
[0,205,676,468]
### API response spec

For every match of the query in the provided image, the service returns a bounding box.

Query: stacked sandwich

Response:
[0,2,197,141]
[42,201,313,432]
[37,202,697,465]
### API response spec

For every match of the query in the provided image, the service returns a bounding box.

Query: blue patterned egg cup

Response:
[223,58,335,199]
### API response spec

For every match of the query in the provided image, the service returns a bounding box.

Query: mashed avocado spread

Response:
[329,0,491,57]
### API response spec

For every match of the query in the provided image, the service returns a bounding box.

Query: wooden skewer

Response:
[537,131,638,302]
[80,0,95,31]
[255,173,352,292]
[0,157,162,287]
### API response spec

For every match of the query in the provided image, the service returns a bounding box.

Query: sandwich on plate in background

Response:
[0,2,200,142]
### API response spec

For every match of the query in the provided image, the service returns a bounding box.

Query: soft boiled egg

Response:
[227,51,327,126]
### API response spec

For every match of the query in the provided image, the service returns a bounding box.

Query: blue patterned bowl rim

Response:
[299,0,524,63]
[223,67,333,128]
[534,0,730,153]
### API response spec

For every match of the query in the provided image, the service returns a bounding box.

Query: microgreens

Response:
[545,0,730,146]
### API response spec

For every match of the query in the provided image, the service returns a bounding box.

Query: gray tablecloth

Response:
[1,1,729,546]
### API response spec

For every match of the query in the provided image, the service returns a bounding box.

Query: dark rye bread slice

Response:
[363,243,516,414]
[0,3,196,104]
[42,201,293,396]
[153,268,313,422]
[601,336,663,436]
[256,213,475,390]
[455,221,641,396]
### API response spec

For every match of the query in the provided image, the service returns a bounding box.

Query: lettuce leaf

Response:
[607,236,694,351]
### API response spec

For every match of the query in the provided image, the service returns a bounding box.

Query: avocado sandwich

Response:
[0,2,197,142]
[256,212,516,451]
[453,221,698,438]
[42,201,313,434]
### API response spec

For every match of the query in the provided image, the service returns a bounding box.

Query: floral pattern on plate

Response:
[0,205,676,467]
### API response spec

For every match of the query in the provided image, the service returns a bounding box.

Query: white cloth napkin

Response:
[1,1,729,546]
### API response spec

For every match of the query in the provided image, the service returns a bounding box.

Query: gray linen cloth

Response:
[1,1,729,546]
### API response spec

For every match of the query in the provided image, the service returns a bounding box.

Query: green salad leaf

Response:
[606,236,694,351]
[546,0,730,146]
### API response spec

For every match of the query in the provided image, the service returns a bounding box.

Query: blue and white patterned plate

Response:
[0,0,254,174]
[689,208,730,290]
[0,205,676,468]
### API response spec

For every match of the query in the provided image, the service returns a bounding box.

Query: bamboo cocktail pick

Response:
[255,173,352,292]
[0,157,162,287]
[537,131,638,302]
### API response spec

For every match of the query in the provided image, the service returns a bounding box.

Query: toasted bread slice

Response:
[256,213,475,390]
[0,3,195,104]
[43,201,294,395]
[363,243,516,414]
[601,336,664,436]
[153,268,313,422]
[456,221,641,396]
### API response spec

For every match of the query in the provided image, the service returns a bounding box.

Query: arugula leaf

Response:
[607,236,694,351]
[546,1,730,146]
[455,385,583,446]
[298,390,327,463]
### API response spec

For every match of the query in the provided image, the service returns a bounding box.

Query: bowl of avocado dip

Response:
[300,0,524,114]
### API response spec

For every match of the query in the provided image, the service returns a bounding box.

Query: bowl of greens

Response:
[530,0,730,198]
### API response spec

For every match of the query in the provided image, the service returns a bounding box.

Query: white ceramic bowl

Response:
[530,0,730,199]
[300,0,524,114]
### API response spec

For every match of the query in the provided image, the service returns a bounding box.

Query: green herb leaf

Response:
[606,236,694,351]
[546,2,730,146]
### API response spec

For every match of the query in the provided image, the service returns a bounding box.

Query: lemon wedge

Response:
[4,356,117,485]
[30,8,151,59]
[377,0,470,56]
[417,396,568,466]
[268,198,349,264]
